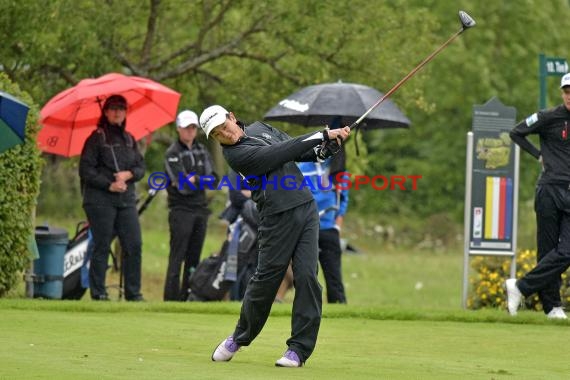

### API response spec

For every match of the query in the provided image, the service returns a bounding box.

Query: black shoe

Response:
[126,295,145,302]
[92,294,110,301]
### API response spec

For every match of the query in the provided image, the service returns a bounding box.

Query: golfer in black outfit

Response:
[201,105,350,367]
[506,73,570,318]
[79,95,145,301]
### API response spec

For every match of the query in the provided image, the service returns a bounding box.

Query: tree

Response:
[1,0,437,214]
[363,0,570,226]
[3,0,567,236]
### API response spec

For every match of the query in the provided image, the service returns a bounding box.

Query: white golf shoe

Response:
[275,349,302,367]
[547,307,568,320]
[505,278,522,316]
[211,335,240,362]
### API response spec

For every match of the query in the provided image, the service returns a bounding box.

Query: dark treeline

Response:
[2,0,568,231]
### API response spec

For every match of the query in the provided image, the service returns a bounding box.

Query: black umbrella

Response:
[263,82,410,130]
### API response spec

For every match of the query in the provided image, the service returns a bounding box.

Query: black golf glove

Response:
[316,138,342,160]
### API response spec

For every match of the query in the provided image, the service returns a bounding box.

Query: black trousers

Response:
[163,209,208,301]
[319,228,346,303]
[533,184,564,312]
[233,201,322,363]
[84,204,142,300]
[518,184,570,305]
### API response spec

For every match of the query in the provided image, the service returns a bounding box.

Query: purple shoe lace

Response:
[284,349,300,364]
[225,336,240,353]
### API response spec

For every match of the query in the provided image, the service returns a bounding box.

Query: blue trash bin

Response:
[34,226,69,299]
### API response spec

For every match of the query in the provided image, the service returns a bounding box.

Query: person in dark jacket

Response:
[506,73,570,319]
[201,105,350,367]
[79,94,145,301]
[163,109,219,301]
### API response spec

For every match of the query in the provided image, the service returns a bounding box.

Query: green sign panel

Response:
[539,53,569,109]
[543,57,568,75]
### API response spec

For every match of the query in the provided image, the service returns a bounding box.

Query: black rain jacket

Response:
[79,123,145,207]
[164,139,218,212]
[221,121,325,218]
[510,104,570,184]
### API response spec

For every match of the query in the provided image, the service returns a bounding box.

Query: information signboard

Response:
[468,97,517,252]
[462,97,519,308]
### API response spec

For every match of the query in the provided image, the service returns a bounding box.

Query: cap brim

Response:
[178,123,198,128]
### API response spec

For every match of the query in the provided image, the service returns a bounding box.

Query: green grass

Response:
[15,198,566,379]
[32,195,465,306]
[1,301,569,380]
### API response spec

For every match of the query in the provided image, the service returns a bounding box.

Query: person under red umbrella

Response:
[79,95,145,301]
[38,72,181,157]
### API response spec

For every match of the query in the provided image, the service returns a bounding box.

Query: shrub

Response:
[467,249,570,311]
[0,73,43,296]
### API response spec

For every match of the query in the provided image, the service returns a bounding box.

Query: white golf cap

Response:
[560,73,570,89]
[199,105,229,138]
[176,110,199,128]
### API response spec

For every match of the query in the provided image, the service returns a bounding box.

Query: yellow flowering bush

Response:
[467,249,570,310]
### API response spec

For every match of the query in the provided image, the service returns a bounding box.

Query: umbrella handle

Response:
[110,145,121,172]
[354,128,360,156]
[96,96,104,112]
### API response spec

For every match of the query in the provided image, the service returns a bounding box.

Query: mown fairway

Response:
[6,216,569,379]
[1,301,569,380]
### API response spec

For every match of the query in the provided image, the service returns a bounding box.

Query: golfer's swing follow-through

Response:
[207,10,476,368]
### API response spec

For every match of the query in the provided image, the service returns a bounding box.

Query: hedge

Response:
[0,72,43,296]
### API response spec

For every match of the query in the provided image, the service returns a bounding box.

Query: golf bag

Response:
[62,221,91,300]
[186,240,233,301]
[187,200,259,301]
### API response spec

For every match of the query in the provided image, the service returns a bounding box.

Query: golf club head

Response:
[458,10,476,30]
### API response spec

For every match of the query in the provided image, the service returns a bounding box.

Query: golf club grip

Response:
[137,189,157,215]
[350,27,465,131]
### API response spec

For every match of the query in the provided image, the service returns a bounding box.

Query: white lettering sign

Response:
[279,99,309,112]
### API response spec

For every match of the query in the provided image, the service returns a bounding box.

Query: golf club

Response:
[349,10,476,130]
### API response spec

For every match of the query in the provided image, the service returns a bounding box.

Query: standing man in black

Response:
[506,73,570,319]
[200,105,350,367]
[163,110,218,301]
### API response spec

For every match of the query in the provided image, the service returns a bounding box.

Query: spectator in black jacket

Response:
[201,105,350,367]
[79,95,145,301]
[506,73,570,319]
[163,110,219,301]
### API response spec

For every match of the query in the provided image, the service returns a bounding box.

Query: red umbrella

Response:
[38,73,181,157]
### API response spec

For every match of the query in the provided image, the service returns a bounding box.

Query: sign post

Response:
[539,53,568,109]
[462,97,518,309]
